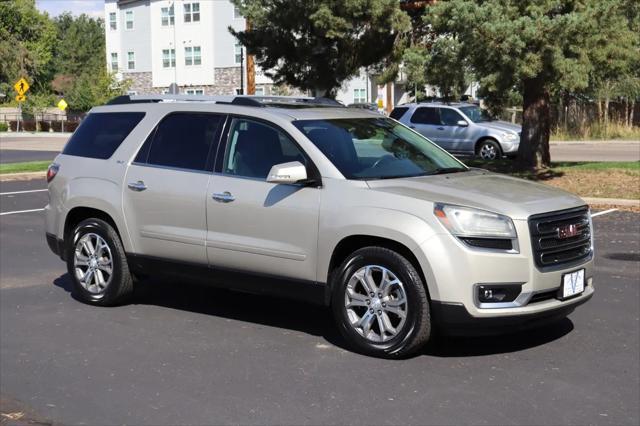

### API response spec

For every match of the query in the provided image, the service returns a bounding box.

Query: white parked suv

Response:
[45,95,594,358]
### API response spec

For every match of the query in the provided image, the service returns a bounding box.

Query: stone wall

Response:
[121,72,157,94]
[121,68,308,97]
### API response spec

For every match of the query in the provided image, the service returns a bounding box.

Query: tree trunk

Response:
[630,100,636,128]
[604,95,610,139]
[517,77,551,170]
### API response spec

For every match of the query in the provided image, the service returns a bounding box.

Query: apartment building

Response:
[104,0,405,109]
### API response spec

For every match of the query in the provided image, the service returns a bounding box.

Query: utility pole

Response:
[239,47,244,95]
[246,20,255,95]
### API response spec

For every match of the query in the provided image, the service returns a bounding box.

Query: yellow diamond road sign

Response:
[14,78,30,96]
[58,99,68,111]
[16,94,26,102]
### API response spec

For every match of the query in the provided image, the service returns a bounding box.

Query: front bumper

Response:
[500,139,519,154]
[431,287,593,336]
[416,219,594,333]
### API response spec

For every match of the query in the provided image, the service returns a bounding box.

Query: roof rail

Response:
[105,94,344,108]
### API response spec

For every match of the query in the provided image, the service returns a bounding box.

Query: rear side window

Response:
[389,107,409,120]
[439,108,464,126]
[63,112,145,159]
[410,107,440,125]
[137,113,223,171]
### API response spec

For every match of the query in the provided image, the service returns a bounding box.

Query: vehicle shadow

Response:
[53,274,575,359]
[424,319,574,358]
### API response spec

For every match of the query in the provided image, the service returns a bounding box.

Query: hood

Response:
[478,120,521,134]
[366,170,586,220]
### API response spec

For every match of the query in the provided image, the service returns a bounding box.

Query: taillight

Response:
[47,163,60,183]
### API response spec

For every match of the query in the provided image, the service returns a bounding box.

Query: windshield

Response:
[458,106,493,123]
[293,117,468,180]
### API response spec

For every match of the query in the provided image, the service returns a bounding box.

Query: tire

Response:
[66,218,133,306]
[331,247,431,358]
[476,139,502,161]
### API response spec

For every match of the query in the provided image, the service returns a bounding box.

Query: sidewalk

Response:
[0,132,72,138]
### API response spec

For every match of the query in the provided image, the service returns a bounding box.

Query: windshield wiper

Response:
[429,167,468,175]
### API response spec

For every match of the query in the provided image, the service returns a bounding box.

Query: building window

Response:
[234,6,242,19]
[109,12,117,30]
[110,52,118,71]
[184,3,200,22]
[125,10,134,30]
[162,49,176,68]
[184,46,201,66]
[161,5,175,26]
[185,88,204,95]
[234,43,243,64]
[254,87,265,96]
[127,51,135,70]
[353,88,366,103]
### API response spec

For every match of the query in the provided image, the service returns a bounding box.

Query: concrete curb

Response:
[0,171,46,182]
[583,197,640,207]
[550,140,640,145]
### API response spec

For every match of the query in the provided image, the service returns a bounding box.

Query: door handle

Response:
[409,125,416,129]
[437,127,445,130]
[212,191,235,203]
[127,180,147,192]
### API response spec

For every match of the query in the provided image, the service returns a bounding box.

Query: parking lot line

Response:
[0,208,45,216]
[591,208,618,218]
[0,189,48,196]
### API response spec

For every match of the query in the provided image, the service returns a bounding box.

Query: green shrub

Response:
[0,122,8,132]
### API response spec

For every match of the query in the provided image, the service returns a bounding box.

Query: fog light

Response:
[477,284,521,303]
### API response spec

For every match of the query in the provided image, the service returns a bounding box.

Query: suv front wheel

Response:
[331,247,431,358]
[476,139,502,161]
[66,218,133,306]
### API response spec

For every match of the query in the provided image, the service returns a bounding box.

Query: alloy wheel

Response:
[479,143,498,160]
[74,233,114,294]
[344,265,408,343]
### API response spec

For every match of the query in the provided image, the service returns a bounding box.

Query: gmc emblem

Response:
[558,224,580,239]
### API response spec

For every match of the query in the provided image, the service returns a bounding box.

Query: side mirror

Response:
[457,120,469,127]
[266,161,308,184]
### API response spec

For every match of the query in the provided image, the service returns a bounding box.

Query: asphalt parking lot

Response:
[0,178,638,425]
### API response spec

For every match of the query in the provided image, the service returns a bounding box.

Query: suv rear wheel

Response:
[66,218,133,306]
[331,247,431,358]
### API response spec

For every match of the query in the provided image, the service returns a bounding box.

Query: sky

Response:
[36,0,104,18]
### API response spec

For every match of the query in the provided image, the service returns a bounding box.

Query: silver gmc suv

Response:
[45,95,593,358]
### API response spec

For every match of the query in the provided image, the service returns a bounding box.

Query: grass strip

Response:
[0,161,51,174]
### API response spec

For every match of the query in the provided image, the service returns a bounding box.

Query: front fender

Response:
[317,206,438,288]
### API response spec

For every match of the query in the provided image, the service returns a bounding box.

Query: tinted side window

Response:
[389,107,409,120]
[410,107,440,125]
[145,113,222,171]
[440,108,464,126]
[63,112,145,159]
[224,119,306,179]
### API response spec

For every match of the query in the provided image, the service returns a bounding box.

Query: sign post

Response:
[57,99,68,133]
[14,78,30,132]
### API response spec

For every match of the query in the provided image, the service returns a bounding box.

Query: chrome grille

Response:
[528,206,592,268]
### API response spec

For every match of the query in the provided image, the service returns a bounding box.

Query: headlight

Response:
[434,203,516,239]
[501,132,519,141]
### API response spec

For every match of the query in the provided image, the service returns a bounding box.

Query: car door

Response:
[408,107,448,148]
[123,112,224,264]
[438,107,473,154]
[206,117,321,282]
